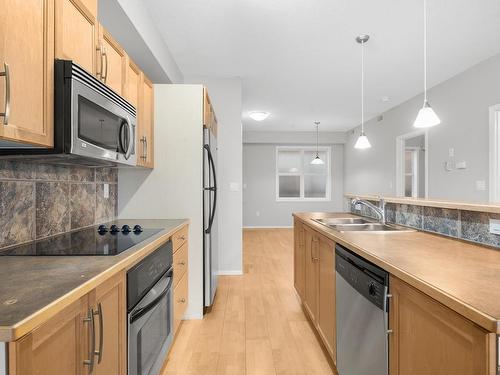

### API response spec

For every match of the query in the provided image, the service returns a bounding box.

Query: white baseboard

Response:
[243,226,293,229]
[182,311,203,320]
[218,270,243,276]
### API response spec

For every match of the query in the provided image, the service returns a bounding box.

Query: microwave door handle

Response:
[130,272,173,323]
[124,117,133,160]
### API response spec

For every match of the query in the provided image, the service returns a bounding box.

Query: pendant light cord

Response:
[423,0,427,102]
[361,39,365,133]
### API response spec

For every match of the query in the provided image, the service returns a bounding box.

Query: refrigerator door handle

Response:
[204,144,217,234]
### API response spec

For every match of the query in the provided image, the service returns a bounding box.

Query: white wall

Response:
[344,53,500,203]
[98,0,183,83]
[185,76,243,275]
[118,85,204,319]
[243,142,344,227]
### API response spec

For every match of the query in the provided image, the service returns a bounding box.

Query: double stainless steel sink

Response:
[312,217,415,233]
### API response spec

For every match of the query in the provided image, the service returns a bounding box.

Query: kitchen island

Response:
[294,212,500,375]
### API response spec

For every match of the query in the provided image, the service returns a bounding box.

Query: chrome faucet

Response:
[351,197,386,224]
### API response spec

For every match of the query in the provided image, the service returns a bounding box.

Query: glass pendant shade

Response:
[354,131,371,149]
[311,155,325,165]
[413,101,441,128]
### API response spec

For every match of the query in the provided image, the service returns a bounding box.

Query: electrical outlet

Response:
[489,219,500,235]
[476,180,486,191]
[449,148,455,158]
[456,161,467,169]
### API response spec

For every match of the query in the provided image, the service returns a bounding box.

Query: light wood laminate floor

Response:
[162,228,335,375]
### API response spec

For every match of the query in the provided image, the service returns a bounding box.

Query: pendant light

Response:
[311,121,325,165]
[413,0,441,128]
[354,34,372,150]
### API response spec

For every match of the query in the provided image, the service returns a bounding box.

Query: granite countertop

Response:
[0,219,189,342]
[294,212,500,334]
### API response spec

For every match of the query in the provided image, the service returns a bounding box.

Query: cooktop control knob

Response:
[110,224,120,234]
[133,224,143,233]
[97,224,108,235]
[368,282,377,296]
[121,224,131,234]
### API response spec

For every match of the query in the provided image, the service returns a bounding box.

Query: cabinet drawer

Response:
[173,273,188,333]
[173,243,188,288]
[172,225,188,251]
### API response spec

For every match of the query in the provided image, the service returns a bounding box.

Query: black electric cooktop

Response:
[0,224,163,256]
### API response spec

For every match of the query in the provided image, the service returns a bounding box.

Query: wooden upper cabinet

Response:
[123,57,140,108]
[304,226,319,321]
[55,0,98,75]
[97,24,126,95]
[293,220,306,300]
[137,74,154,168]
[203,87,218,137]
[317,233,336,363]
[389,276,496,375]
[0,0,54,147]
[9,295,90,375]
[89,273,126,375]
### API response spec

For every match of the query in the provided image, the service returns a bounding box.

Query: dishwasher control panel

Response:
[335,244,389,311]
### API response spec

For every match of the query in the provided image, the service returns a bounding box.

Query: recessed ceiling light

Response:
[249,111,270,121]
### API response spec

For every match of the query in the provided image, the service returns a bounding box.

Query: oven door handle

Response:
[130,271,173,323]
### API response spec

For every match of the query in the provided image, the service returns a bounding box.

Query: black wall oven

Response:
[127,240,173,375]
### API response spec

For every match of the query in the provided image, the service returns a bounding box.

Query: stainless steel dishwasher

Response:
[335,244,390,375]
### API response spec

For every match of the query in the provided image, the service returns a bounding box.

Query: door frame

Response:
[395,129,428,198]
[489,104,500,202]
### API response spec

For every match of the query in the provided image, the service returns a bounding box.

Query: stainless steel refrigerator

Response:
[203,127,218,307]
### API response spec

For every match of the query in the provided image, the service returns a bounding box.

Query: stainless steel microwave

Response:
[0,60,137,166]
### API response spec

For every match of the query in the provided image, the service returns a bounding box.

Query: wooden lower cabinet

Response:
[317,233,336,362]
[89,272,127,375]
[389,275,497,375]
[9,273,126,375]
[9,295,89,375]
[173,273,188,333]
[172,225,189,335]
[298,223,336,363]
[303,226,319,321]
[293,219,306,299]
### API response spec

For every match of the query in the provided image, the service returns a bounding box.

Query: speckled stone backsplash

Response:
[0,160,118,249]
[350,200,500,249]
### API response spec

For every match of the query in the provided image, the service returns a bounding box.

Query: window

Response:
[276,146,331,201]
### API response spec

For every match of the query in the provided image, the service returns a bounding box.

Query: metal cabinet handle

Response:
[94,302,104,364]
[386,329,393,335]
[144,136,148,161]
[179,236,186,241]
[177,261,186,266]
[0,63,10,125]
[139,137,145,160]
[83,308,96,372]
[96,44,103,79]
[103,47,108,83]
[177,298,186,303]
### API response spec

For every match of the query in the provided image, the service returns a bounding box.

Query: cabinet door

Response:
[317,233,336,362]
[174,272,188,334]
[0,0,54,146]
[389,276,496,375]
[97,24,126,95]
[55,0,98,76]
[90,272,127,375]
[137,74,154,168]
[9,295,90,375]
[293,220,306,299]
[303,226,318,321]
[124,57,140,108]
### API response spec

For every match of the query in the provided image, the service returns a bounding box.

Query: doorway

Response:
[396,130,428,198]
[489,104,500,202]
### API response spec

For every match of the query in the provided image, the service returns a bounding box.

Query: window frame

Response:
[275,145,332,202]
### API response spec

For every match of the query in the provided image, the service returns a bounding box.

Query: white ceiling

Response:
[144,0,500,132]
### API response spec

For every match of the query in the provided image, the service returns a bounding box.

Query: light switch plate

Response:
[104,183,109,199]
[476,180,486,191]
[489,219,500,235]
